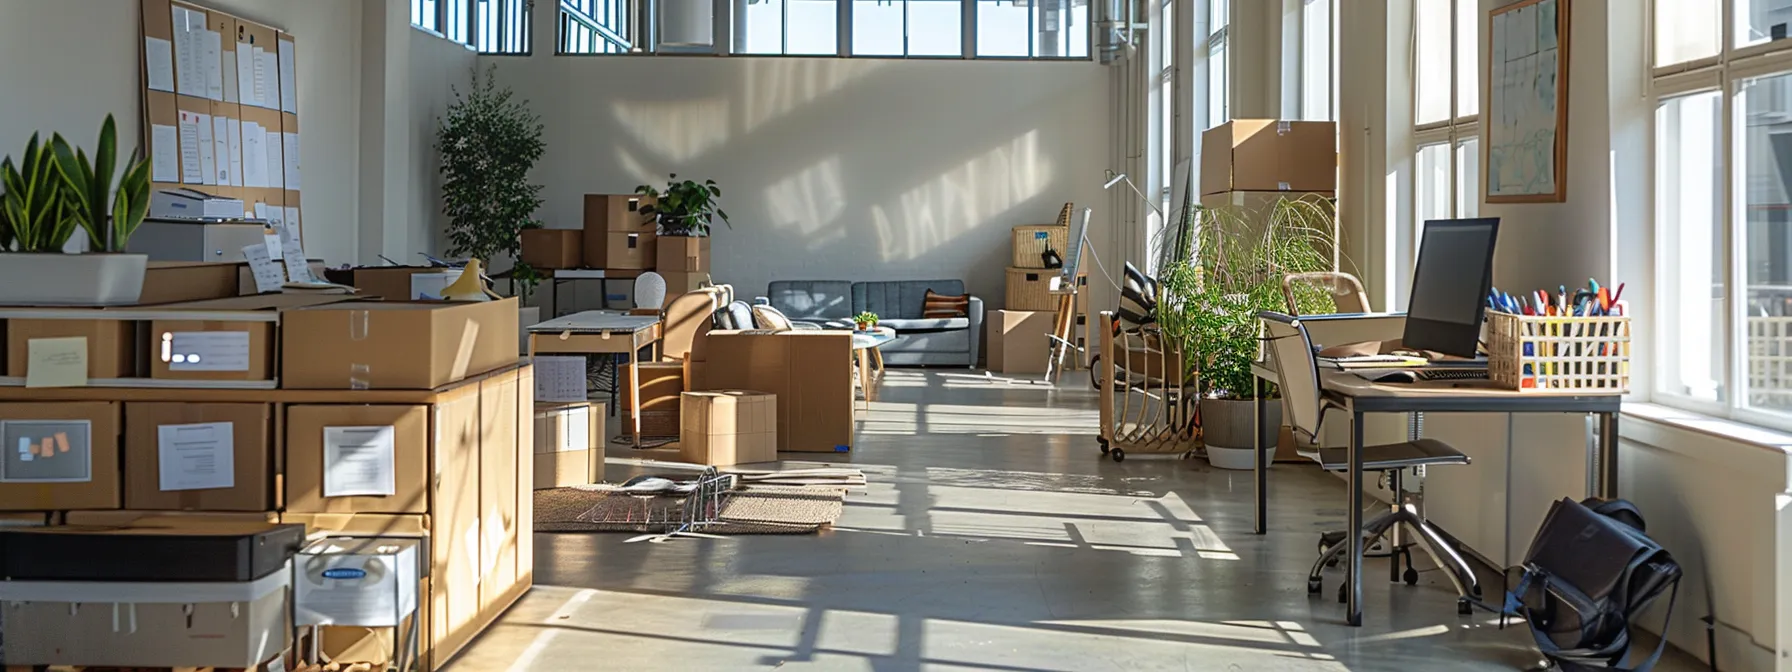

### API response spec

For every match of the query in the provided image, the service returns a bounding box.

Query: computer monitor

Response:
[1403,218,1500,358]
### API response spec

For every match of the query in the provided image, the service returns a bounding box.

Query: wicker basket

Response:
[1006,267,1061,311]
[1486,311,1631,392]
[1011,225,1069,268]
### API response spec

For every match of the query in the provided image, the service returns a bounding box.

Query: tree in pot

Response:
[0,115,153,305]
[436,64,546,279]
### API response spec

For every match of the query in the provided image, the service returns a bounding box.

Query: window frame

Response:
[1392,0,1480,310]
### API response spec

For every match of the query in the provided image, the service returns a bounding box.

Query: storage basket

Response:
[1006,267,1060,311]
[1487,311,1631,392]
[1011,225,1069,268]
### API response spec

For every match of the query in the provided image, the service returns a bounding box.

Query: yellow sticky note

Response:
[25,337,89,388]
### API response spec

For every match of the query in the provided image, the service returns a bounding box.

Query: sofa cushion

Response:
[853,280,966,320]
[767,281,853,320]
[880,317,971,332]
[884,327,971,354]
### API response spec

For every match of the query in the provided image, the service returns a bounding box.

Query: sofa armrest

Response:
[967,295,985,368]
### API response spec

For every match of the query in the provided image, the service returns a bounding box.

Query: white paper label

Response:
[172,7,199,97]
[533,356,587,403]
[221,48,238,103]
[150,124,179,183]
[177,112,203,184]
[265,132,284,190]
[211,116,231,185]
[262,222,283,259]
[253,46,270,108]
[562,405,590,453]
[281,223,313,282]
[323,426,397,498]
[283,132,301,191]
[226,118,243,187]
[145,36,175,92]
[202,29,224,100]
[235,39,257,106]
[278,39,297,114]
[166,331,252,372]
[243,244,285,292]
[195,113,215,186]
[157,422,234,491]
[241,121,266,188]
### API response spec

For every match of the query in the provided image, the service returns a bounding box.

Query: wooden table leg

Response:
[628,348,642,448]
[855,348,872,409]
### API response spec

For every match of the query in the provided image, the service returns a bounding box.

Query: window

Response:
[1159,0,1175,209]
[852,0,961,57]
[1736,0,1792,49]
[1657,92,1725,404]
[1205,0,1229,125]
[474,0,530,53]
[735,0,838,55]
[1395,0,1478,310]
[413,0,442,33]
[1282,0,1335,121]
[561,0,634,54]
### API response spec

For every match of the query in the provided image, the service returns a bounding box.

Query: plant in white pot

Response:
[0,115,152,306]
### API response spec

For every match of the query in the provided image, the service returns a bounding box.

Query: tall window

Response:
[1282,0,1335,121]
[1653,0,1792,426]
[561,0,634,54]
[413,0,442,32]
[415,0,523,52]
[1395,0,1478,309]
[1205,0,1229,125]
[1157,0,1175,217]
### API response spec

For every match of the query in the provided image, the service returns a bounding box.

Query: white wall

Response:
[408,33,479,259]
[486,55,1112,308]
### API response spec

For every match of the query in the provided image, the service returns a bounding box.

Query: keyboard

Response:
[1320,354,1428,369]
[1414,368,1489,381]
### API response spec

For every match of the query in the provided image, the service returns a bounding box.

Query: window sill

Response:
[1621,402,1792,457]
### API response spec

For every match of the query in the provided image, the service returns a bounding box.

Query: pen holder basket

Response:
[1486,311,1631,392]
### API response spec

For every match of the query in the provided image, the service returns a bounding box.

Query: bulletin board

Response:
[139,0,303,241]
[1485,0,1569,203]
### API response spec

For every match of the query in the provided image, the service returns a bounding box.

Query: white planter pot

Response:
[0,253,148,306]
[518,306,542,354]
[1200,397,1281,471]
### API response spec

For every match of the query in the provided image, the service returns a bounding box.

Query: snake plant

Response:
[52,115,151,252]
[0,133,76,253]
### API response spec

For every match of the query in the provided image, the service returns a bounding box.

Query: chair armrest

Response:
[967,295,985,367]
[791,322,824,331]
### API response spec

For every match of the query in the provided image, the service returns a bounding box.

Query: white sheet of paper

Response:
[145,36,175,92]
[283,133,301,191]
[278,39,297,113]
[241,122,266,188]
[221,47,238,102]
[195,113,215,186]
[226,118,243,187]
[211,116,231,185]
[177,112,203,184]
[168,332,251,371]
[235,39,257,107]
[323,426,397,498]
[242,244,286,292]
[172,7,198,97]
[202,30,223,100]
[281,223,313,282]
[534,356,588,403]
[25,337,88,389]
[157,422,235,492]
[562,405,590,452]
[150,124,179,183]
[285,208,300,237]
[262,222,283,259]
[263,203,284,229]
[265,134,283,191]
[252,46,270,108]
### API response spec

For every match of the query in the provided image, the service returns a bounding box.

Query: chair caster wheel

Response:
[1110,449,1126,463]
[1337,583,1348,604]
[1457,598,1474,616]
[1098,438,1109,455]
[1403,568,1419,586]
[1471,584,1483,598]
[1307,578,1322,594]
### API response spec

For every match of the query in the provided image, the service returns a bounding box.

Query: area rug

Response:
[534,484,848,534]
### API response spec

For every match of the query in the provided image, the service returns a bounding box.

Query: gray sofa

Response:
[764,280,983,367]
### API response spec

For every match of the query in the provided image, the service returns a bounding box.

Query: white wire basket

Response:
[1486,311,1631,392]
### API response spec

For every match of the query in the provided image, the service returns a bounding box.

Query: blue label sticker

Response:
[322,568,368,580]
[1034,232,1048,239]
[834,445,850,452]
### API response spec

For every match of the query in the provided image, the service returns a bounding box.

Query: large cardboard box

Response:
[1005,267,1059,311]
[656,235,710,272]
[139,261,246,305]
[144,294,362,382]
[341,266,445,301]
[620,361,684,437]
[659,270,708,309]
[0,402,122,510]
[124,402,274,512]
[582,194,656,232]
[280,298,520,390]
[1200,119,1337,195]
[988,310,1056,374]
[534,402,603,488]
[680,391,776,466]
[6,317,135,379]
[285,404,429,514]
[520,228,584,269]
[0,571,289,668]
[702,331,852,453]
[586,230,657,270]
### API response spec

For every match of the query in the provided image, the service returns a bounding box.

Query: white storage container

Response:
[294,536,421,628]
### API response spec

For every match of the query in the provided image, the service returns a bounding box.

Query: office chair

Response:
[1260,312,1482,614]
[635,272,668,312]
[1282,272,1371,316]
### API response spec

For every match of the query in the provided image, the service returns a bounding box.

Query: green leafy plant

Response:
[436,64,546,266]
[511,259,543,304]
[0,133,77,253]
[52,115,152,252]
[853,311,879,328]
[637,175,730,237]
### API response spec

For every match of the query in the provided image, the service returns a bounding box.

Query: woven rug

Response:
[534,484,847,534]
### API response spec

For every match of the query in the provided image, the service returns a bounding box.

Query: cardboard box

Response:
[659,270,709,309]
[0,402,122,510]
[533,402,604,487]
[123,403,274,512]
[67,510,280,526]
[1,572,290,668]
[680,391,776,466]
[340,266,446,301]
[620,362,683,437]
[143,294,363,382]
[988,309,1056,374]
[1200,119,1338,195]
[285,404,429,514]
[702,331,852,453]
[139,261,246,305]
[582,193,656,232]
[279,512,431,536]
[1005,267,1059,311]
[521,228,584,269]
[410,270,466,300]
[280,298,520,390]
[656,235,710,272]
[585,230,657,270]
[6,317,135,379]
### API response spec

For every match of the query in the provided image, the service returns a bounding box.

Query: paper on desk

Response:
[534,356,588,403]
[25,337,87,388]
[168,331,252,371]
[145,37,175,92]
[323,426,397,497]
[157,422,234,491]
[280,223,313,283]
[242,243,286,293]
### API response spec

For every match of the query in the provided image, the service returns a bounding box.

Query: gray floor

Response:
[451,368,1701,671]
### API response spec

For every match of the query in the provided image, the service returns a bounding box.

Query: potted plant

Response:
[1156,195,1340,469]
[0,115,153,306]
[435,64,545,297]
[854,311,879,332]
[636,174,729,274]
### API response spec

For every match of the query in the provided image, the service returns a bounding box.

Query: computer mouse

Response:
[1372,370,1419,384]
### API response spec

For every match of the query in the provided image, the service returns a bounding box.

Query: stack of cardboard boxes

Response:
[533,401,605,488]
[1199,119,1337,208]
[582,194,657,270]
[991,222,1084,374]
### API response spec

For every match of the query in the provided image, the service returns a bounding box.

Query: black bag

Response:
[1505,498,1683,672]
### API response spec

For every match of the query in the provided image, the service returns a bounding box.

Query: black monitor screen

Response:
[1404,218,1499,357]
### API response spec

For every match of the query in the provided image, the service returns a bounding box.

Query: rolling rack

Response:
[1094,311,1200,462]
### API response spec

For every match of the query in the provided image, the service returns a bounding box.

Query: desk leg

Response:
[1346,409,1364,627]
[1253,376,1267,535]
[856,348,872,409]
[1598,412,1620,499]
[628,348,642,448]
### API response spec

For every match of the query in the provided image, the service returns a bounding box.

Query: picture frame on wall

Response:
[1485,0,1570,203]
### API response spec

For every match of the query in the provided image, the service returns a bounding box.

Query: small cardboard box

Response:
[533,402,604,488]
[6,317,135,379]
[620,362,684,437]
[0,402,122,511]
[139,261,246,305]
[656,236,710,272]
[520,229,584,269]
[1200,119,1338,195]
[123,402,274,512]
[680,391,776,466]
[702,331,852,453]
[988,309,1056,374]
[144,294,362,382]
[285,404,430,514]
[582,194,656,232]
[1004,267,1058,312]
[586,231,657,270]
[280,298,520,390]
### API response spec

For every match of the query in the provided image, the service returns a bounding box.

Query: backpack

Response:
[1505,498,1683,672]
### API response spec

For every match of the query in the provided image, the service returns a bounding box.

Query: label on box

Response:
[157,422,235,491]
[322,426,397,497]
[166,331,253,371]
[535,356,587,403]
[296,554,406,625]
[0,420,92,483]
[562,405,590,452]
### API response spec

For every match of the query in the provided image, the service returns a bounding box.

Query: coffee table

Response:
[851,327,896,405]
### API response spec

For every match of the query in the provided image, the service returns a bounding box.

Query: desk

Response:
[529,312,662,449]
[1250,362,1622,627]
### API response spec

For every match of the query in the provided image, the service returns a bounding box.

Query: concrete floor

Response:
[451,369,1702,671]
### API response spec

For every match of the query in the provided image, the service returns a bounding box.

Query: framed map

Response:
[1486,0,1570,203]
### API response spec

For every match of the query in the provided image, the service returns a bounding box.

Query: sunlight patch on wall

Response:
[765,156,847,243]
[610,97,732,162]
[871,130,1052,262]
[743,59,886,134]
